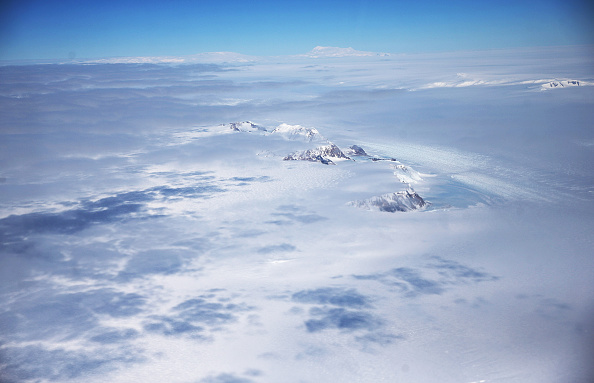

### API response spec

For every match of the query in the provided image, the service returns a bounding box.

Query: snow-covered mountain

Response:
[303,46,390,58]
[343,144,399,163]
[393,164,423,184]
[225,121,267,133]
[344,145,368,156]
[284,143,350,165]
[542,80,581,89]
[269,123,327,142]
[267,124,353,164]
[349,188,428,212]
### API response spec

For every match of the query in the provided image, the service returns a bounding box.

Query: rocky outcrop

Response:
[284,144,350,165]
[221,121,429,212]
[349,189,428,212]
[344,145,368,156]
[542,80,580,89]
[227,121,267,132]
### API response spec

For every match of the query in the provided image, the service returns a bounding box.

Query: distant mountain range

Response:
[302,46,391,58]
[284,144,351,165]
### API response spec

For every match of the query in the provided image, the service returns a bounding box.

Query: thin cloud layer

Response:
[1,46,593,383]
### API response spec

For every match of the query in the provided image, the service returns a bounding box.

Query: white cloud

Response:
[1,45,593,383]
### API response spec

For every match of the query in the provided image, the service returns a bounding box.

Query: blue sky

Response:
[1,0,593,60]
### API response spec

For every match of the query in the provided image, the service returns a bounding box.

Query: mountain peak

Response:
[270,124,327,142]
[349,188,428,212]
[226,121,267,133]
[283,143,351,165]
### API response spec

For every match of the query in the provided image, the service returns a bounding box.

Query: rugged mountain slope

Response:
[226,121,267,133]
[349,189,428,212]
[542,80,580,89]
[344,145,368,157]
[284,144,350,165]
[225,121,428,211]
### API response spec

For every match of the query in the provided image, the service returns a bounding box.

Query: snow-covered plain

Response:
[1,46,594,383]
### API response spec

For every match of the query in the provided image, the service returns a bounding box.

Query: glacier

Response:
[0,46,593,383]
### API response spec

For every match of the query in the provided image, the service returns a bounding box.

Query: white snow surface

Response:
[227,121,268,133]
[1,46,593,383]
[393,164,423,184]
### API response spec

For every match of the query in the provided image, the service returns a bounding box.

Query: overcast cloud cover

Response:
[1,0,594,381]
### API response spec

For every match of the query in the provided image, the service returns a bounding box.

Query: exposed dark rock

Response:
[283,143,350,165]
[345,145,368,156]
[228,121,267,132]
[349,189,428,212]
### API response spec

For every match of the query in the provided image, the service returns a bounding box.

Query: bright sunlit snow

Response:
[1,45,593,383]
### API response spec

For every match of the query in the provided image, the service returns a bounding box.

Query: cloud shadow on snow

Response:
[143,291,254,339]
[89,328,140,344]
[292,287,371,308]
[257,243,296,254]
[0,344,143,383]
[426,256,499,283]
[290,287,403,345]
[0,287,147,382]
[352,256,499,297]
[303,307,382,332]
[0,183,225,255]
[116,248,196,281]
[0,183,225,380]
[266,205,327,226]
[197,372,258,383]
[0,288,146,343]
[228,176,272,186]
[0,289,254,381]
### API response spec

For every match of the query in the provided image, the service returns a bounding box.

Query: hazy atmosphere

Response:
[2,0,594,60]
[1,1,593,383]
